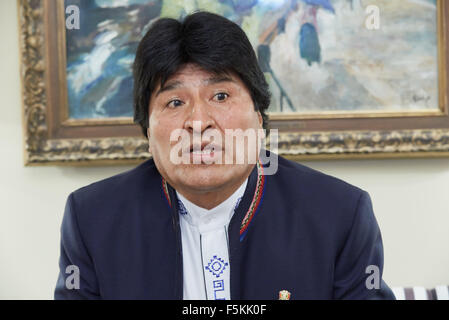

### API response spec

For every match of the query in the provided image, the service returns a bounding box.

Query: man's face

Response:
[147,63,263,195]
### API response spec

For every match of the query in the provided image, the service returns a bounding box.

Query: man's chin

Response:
[174,164,239,191]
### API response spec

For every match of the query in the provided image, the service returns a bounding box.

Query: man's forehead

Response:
[156,64,238,91]
[168,63,231,79]
[168,63,214,78]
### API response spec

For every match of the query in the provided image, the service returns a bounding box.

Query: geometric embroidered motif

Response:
[213,280,225,300]
[177,199,188,215]
[205,255,228,278]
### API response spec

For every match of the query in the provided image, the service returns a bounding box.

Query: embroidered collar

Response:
[176,180,247,233]
[239,162,265,240]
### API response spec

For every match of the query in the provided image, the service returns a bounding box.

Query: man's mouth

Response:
[189,142,222,163]
[191,149,215,155]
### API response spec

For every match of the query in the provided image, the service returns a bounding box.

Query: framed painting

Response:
[19,0,449,165]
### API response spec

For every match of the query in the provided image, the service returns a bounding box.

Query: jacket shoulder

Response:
[271,156,368,235]
[275,155,364,198]
[69,158,159,209]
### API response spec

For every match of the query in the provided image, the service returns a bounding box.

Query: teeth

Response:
[192,150,213,155]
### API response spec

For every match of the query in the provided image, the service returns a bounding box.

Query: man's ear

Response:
[257,111,263,128]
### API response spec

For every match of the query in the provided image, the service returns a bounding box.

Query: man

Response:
[55,12,395,300]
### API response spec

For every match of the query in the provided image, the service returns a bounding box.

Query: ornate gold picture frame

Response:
[19,0,449,165]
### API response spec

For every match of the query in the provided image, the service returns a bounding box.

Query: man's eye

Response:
[213,92,229,102]
[166,99,183,108]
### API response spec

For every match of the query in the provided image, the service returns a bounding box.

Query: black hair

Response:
[132,11,271,137]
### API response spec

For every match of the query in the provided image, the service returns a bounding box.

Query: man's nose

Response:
[184,100,215,133]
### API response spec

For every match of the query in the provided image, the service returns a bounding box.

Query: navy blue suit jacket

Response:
[55,155,395,299]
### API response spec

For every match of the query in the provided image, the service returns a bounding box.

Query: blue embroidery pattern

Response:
[205,255,228,278]
[178,199,188,215]
[213,280,225,300]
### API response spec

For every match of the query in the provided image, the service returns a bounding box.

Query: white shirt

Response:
[176,179,247,300]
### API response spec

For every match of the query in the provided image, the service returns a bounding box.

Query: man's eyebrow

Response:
[155,80,183,97]
[155,75,236,97]
[203,75,236,86]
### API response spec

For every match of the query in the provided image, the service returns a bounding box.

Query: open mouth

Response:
[189,142,222,163]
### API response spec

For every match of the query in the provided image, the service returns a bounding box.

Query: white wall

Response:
[1,0,448,299]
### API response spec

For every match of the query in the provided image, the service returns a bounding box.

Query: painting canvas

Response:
[18,0,449,165]
[65,0,439,120]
